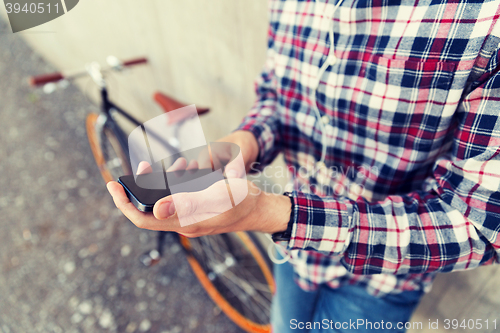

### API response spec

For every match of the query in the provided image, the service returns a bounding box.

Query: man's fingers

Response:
[209,143,245,178]
[224,157,246,178]
[107,181,131,206]
[107,181,147,222]
[154,192,201,222]
[107,181,145,219]
[195,146,214,169]
[153,197,176,220]
[107,181,179,230]
[137,161,152,175]
[166,157,187,172]
[187,160,199,170]
[153,180,232,222]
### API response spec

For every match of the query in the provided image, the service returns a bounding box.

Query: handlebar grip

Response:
[122,57,148,67]
[29,72,64,86]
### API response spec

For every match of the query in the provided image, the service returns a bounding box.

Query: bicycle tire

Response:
[180,232,275,333]
[86,113,132,182]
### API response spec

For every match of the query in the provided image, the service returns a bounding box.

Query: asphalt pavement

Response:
[0,17,244,333]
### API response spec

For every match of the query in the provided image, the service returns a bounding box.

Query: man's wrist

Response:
[259,192,292,235]
[225,130,260,172]
[235,130,260,171]
[271,192,294,241]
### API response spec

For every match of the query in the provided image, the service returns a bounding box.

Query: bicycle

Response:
[29,56,275,333]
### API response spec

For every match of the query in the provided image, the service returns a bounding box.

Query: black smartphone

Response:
[118,168,219,212]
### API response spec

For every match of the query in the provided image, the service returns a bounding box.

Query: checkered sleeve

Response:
[287,56,500,276]
[236,24,282,171]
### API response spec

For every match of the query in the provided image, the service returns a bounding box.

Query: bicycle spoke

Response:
[218,271,271,323]
[219,268,272,305]
[185,234,272,325]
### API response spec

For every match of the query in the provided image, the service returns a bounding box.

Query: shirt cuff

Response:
[287,191,355,255]
[236,105,281,172]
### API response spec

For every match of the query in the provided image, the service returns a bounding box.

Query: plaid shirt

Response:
[238,0,500,296]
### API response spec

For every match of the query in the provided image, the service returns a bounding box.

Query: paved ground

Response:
[0,18,244,333]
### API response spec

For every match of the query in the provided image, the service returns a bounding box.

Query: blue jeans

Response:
[271,258,423,333]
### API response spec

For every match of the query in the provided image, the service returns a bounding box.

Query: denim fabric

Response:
[272,258,423,333]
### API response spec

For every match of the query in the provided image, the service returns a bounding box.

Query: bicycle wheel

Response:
[180,232,275,333]
[86,113,132,182]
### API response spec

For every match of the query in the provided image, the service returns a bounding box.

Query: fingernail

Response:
[158,201,175,219]
[226,170,238,178]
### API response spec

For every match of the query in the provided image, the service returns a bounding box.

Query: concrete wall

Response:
[2,0,269,142]
[4,0,499,331]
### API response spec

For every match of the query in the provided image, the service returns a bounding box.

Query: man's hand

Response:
[107,177,290,237]
[208,130,261,177]
[106,131,291,237]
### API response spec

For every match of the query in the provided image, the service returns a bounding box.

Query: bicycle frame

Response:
[97,85,184,260]
[98,87,138,162]
[99,85,182,169]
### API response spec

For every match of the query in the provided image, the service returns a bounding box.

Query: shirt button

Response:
[350,183,363,197]
[316,161,326,171]
[321,115,330,124]
[261,109,273,116]
[316,171,328,185]
[328,54,337,65]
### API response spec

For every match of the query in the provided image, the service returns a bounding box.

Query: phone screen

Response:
[118,168,216,212]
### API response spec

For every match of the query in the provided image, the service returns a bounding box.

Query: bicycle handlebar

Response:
[122,57,148,67]
[29,57,149,87]
[29,72,65,86]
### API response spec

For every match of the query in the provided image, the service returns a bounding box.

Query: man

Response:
[107,0,500,331]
